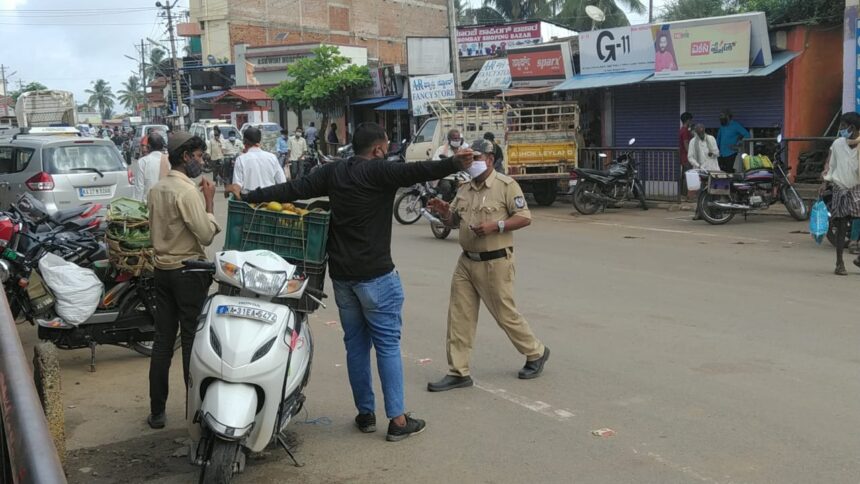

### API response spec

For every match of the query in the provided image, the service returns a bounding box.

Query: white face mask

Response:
[467,160,487,178]
[449,139,462,149]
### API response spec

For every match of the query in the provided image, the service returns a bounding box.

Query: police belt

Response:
[462,248,511,262]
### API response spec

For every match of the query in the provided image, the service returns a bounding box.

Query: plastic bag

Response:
[38,253,103,325]
[809,199,829,245]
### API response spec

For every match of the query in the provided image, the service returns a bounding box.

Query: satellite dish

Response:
[585,5,606,22]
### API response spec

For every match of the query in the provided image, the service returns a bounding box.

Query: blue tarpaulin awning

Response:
[375,98,408,111]
[351,95,400,106]
[187,90,225,101]
[647,50,800,82]
[552,71,653,92]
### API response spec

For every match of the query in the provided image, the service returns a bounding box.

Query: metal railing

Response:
[0,294,66,484]
[579,147,682,202]
[741,136,835,185]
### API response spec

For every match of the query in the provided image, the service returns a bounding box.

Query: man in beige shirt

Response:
[425,139,549,392]
[146,132,220,429]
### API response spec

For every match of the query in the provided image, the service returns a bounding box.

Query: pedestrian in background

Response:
[484,132,504,173]
[716,110,750,173]
[146,133,220,429]
[327,122,339,155]
[226,122,475,442]
[678,112,694,200]
[287,127,308,179]
[233,126,287,191]
[305,121,318,148]
[820,112,860,275]
[426,138,549,392]
[276,129,289,169]
[209,126,225,185]
[132,133,169,202]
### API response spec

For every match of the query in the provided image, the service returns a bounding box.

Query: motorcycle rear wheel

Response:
[431,222,451,239]
[572,180,600,215]
[394,191,423,225]
[199,438,240,484]
[699,191,735,225]
[781,185,808,221]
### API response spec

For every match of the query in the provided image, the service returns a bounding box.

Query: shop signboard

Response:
[652,21,751,78]
[410,74,456,116]
[457,21,542,58]
[579,25,655,74]
[368,66,399,98]
[506,42,573,88]
[406,37,451,76]
[467,59,512,92]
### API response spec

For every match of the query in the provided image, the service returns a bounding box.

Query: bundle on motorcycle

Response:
[224,199,331,311]
[104,198,154,276]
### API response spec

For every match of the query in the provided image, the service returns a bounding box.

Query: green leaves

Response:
[269,46,372,116]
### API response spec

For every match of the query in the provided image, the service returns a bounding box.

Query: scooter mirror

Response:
[776,134,783,143]
[628,138,636,146]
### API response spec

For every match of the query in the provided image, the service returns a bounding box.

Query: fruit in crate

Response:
[266,201,283,211]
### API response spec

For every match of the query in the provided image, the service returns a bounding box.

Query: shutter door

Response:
[686,73,784,131]
[613,82,680,147]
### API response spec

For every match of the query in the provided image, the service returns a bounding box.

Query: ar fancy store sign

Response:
[579,25,655,75]
[506,42,573,88]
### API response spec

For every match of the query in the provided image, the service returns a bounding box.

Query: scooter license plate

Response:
[216,305,277,324]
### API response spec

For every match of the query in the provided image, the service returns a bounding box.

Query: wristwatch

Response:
[497,220,505,233]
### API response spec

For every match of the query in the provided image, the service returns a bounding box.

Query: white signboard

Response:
[410,74,456,116]
[407,37,452,76]
[468,59,512,92]
[579,25,655,75]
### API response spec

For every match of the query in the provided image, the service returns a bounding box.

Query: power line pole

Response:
[136,39,149,121]
[0,65,8,98]
[157,0,185,130]
[446,0,462,98]
[648,0,654,23]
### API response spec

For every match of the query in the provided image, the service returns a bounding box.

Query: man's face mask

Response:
[467,156,488,178]
[719,117,728,126]
[840,127,853,139]
[449,138,462,148]
[295,131,302,138]
[184,151,204,178]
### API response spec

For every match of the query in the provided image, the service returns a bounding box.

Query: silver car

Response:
[0,134,134,213]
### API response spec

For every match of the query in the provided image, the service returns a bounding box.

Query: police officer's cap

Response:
[469,138,494,155]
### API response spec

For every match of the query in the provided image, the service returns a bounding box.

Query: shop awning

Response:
[647,50,800,82]
[552,71,653,92]
[187,90,225,101]
[351,95,400,106]
[375,98,408,111]
[214,88,272,102]
[496,86,556,98]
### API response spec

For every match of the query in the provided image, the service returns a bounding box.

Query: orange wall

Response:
[784,26,843,177]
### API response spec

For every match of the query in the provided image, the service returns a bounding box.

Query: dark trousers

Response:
[149,267,210,415]
[718,155,736,173]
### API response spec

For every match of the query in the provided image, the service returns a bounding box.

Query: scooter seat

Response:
[578,168,611,177]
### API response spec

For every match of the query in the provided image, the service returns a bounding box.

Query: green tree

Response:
[117,76,144,114]
[660,0,735,21]
[269,46,372,148]
[85,79,116,120]
[552,0,646,31]
[145,48,169,82]
[10,81,48,102]
[738,0,842,25]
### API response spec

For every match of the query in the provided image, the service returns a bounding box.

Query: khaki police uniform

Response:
[446,170,545,377]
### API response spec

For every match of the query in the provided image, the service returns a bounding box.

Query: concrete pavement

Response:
[22,198,860,483]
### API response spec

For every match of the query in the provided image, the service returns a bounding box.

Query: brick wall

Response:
[224,0,448,65]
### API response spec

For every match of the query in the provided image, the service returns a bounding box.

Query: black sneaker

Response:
[386,414,426,442]
[147,413,166,429]
[355,413,376,433]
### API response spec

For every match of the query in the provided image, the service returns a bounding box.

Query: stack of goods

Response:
[105,198,154,276]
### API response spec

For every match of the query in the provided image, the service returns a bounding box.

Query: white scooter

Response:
[184,250,325,483]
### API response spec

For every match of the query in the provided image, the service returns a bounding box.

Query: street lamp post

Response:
[156,0,185,130]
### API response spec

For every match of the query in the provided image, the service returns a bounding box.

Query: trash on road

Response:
[324,320,338,327]
[591,428,615,437]
[418,358,433,365]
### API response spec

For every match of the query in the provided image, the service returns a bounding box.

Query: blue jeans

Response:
[332,271,405,419]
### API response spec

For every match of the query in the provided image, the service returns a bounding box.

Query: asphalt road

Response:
[21,198,860,484]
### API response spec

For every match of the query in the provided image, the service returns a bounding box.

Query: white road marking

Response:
[473,382,576,422]
[633,449,728,484]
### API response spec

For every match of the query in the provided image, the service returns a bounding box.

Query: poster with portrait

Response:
[652,21,750,77]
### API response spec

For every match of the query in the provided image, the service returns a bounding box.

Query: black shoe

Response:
[386,414,426,442]
[427,375,473,392]
[835,263,848,276]
[518,347,550,379]
[147,413,166,429]
[355,413,376,433]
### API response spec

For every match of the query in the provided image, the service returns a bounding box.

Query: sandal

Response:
[835,263,848,276]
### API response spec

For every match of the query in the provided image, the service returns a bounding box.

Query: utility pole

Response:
[648,0,654,23]
[157,0,185,130]
[446,0,462,98]
[137,39,149,121]
[0,65,8,98]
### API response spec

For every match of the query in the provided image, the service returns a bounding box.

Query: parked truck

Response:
[15,90,77,129]
[405,100,580,206]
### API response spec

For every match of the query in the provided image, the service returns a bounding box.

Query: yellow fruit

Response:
[267,202,283,211]
[283,203,296,211]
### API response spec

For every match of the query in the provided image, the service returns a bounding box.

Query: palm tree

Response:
[465,0,645,30]
[145,48,169,82]
[117,76,144,114]
[85,79,116,120]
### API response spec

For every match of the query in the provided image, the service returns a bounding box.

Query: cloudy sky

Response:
[0,0,188,107]
[0,0,664,112]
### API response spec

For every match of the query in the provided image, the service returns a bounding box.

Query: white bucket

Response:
[685,170,701,191]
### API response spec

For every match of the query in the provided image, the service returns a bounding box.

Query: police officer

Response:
[426,139,549,392]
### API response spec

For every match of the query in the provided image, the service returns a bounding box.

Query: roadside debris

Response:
[591,428,615,437]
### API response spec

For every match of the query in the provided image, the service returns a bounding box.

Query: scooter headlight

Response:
[240,263,287,296]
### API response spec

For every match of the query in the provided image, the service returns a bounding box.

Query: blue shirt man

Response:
[276,131,289,155]
[716,112,750,158]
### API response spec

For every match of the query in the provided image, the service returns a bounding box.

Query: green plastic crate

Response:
[224,199,330,264]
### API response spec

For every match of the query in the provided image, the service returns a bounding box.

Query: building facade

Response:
[189,0,449,66]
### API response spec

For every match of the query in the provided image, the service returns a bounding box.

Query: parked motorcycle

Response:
[394,181,437,225]
[185,250,325,483]
[697,134,807,225]
[572,138,648,215]
[12,193,105,235]
[427,172,471,239]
